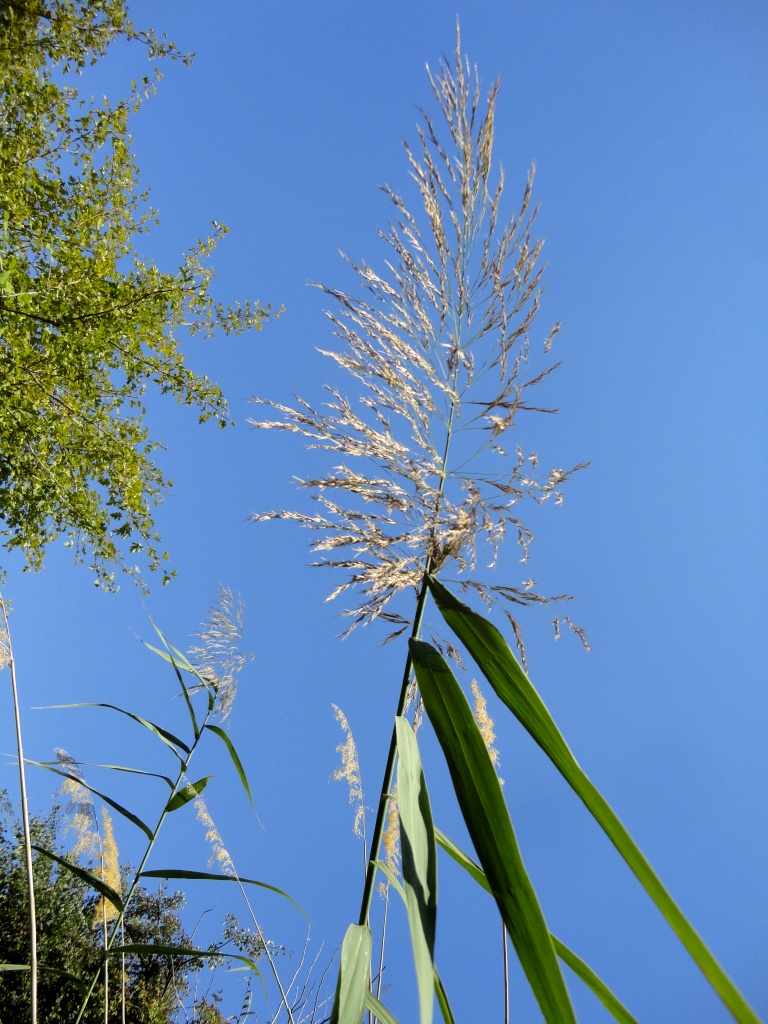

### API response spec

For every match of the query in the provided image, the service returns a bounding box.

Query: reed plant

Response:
[252,31,761,1024]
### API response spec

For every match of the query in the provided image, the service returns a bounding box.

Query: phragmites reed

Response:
[194,795,236,876]
[331,706,367,849]
[471,680,503,786]
[250,30,587,657]
[93,808,121,926]
[187,585,247,720]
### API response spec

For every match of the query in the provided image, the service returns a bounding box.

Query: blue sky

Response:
[2,2,767,1021]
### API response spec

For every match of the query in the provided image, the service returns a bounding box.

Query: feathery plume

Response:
[251,31,587,657]
[56,748,101,860]
[471,680,503,786]
[187,585,248,720]
[331,705,366,842]
[93,808,121,925]
[194,796,236,876]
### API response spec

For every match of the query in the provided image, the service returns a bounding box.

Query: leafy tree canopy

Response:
[0,0,271,589]
[0,792,206,1023]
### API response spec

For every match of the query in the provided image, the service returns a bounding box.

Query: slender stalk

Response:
[503,924,509,1024]
[1,595,37,1024]
[358,351,462,928]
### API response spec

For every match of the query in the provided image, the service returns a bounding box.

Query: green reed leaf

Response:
[165,776,212,812]
[329,923,372,1024]
[434,969,457,1024]
[396,716,437,1024]
[140,869,304,914]
[28,762,154,840]
[426,574,760,1024]
[0,964,88,996]
[33,845,124,913]
[435,828,639,1023]
[365,992,401,1024]
[40,702,190,759]
[205,724,252,803]
[410,638,576,1024]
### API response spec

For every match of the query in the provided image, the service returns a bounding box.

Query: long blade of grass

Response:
[426,574,760,1024]
[35,761,176,789]
[204,725,252,803]
[33,846,124,913]
[139,869,304,913]
[145,622,201,739]
[395,716,437,1024]
[433,969,457,1024]
[329,923,372,1024]
[38,703,190,759]
[110,944,262,979]
[435,828,640,1024]
[365,992,401,1024]
[409,638,576,1024]
[165,776,212,812]
[27,763,153,840]
[0,964,88,996]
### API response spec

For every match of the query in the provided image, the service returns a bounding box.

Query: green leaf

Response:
[433,969,457,1024]
[365,992,402,1024]
[109,944,261,979]
[435,829,640,1024]
[329,924,372,1024]
[145,621,200,738]
[165,776,212,812]
[395,716,437,1024]
[40,703,190,759]
[139,869,304,914]
[0,964,88,996]
[426,574,760,1024]
[409,638,576,1024]
[27,762,154,840]
[205,724,252,803]
[552,937,641,1024]
[33,845,124,913]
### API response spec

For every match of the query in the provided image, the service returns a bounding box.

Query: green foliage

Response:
[0,0,272,588]
[0,792,204,1023]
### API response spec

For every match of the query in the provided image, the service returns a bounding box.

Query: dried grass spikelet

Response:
[187,585,248,721]
[194,796,236,876]
[56,748,101,860]
[250,31,587,660]
[93,807,121,925]
[331,705,366,841]
[471,680,503,786]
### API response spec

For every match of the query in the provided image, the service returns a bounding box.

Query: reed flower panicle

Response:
[250,31,587,655]
[187,585,248,720]
[331,705,366,843]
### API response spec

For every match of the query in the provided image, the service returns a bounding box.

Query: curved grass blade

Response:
[166,776,212,812]
[409,638,576,1024]
[552,938,641,1024]
[395,716,437,1024]
[39,703,190,759]
[33,846,124,913]
[40,761,175,790]
[434,969,457,1024]
[365,992,401,1024]
[139,869,305,914]
[27,763,154,840]
[145,622,201,739]
[205,724,252,803]
[110,944,262,979]
[435,829,640,1024]
[426,575,760,1024]
[329,923,372,1024]
[0,964,88,996]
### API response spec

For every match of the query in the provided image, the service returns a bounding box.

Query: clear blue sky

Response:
[2,2,767,1021]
